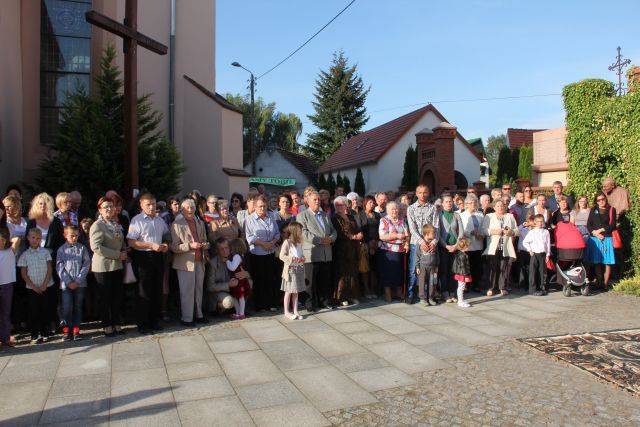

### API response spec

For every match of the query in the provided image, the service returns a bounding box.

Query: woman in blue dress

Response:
[585,191,616,290]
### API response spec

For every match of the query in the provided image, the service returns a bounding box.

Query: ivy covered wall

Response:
[563,78,640,275]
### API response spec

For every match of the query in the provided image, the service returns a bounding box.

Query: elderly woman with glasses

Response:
[331,196,363,306]
[208,200,242,242]
[585,192,616,290]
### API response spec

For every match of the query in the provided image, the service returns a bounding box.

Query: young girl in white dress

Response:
[279,222,305,320]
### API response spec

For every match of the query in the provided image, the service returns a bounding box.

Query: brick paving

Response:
[0,290,639,426]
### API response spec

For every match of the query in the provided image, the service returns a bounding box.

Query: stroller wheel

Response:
[580,284,590,296]
[562,285,572,297]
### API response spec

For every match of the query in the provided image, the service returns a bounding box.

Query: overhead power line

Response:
[257,0,357,80]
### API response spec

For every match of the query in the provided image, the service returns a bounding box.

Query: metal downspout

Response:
[169,0,176,142]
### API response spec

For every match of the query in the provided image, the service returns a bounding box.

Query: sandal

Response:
[294,314,303,320]
[285,313,297,320]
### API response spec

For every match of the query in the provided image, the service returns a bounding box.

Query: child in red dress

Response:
[226,238,251,319]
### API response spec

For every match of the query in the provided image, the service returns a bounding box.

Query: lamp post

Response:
[231,61,256,176]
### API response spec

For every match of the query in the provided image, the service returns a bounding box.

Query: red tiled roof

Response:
[277,148,318,182]
[506,128,545,150]
[318,104,481,173]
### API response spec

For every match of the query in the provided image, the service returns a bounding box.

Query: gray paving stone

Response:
[41,416,109,426]
[110,368,173,415]
[472,324,522,337]
[366,340,451,374]
[406,314,452,326]
[399,330,449,346]
[236,379,306,410]
[428,304,474,318]
[347,366,416,391]
[328,351,390,373]
[425,324,500,346]
[177,396,255,427]
[112,341,159,357]
[109,406,181,426]
[418,341,477,359]
[242,320,296,343]
[331,320,380,334]
[260,338,327,371]
[315,310,361,324]
[171,375,234,403]
[494,303,534,313]
[351,306,388,317]
[514,298,572,312]
[200,325,248,342]
[159,335,214,364]
[50,373,110,398]
[216,350,284,386]
[0,354,9,373]
[300,330,365,358]
[285,365,376,412]
[165,359,223,382]
[363,313,425,334]
[0,349,63,383]
[40,392,109,424]
[249,402,329,427]
[282,319,333,334]
[381,304,431,317]
[113,346,164,372]
[208,337,259,354]
[517,309,559,320]
[476,309,532,327]
[348,330,399,345]
[0,379,50,425]
[452,315,498,327]
[56,345,112,378]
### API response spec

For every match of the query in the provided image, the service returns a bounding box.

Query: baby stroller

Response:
[554,222,588,297]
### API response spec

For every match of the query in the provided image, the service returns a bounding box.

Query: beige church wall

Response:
[220,107,243,170]
[0,0,25,190]
[181,80,225,196]
[534,170,568,188]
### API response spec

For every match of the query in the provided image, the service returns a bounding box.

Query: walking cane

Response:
[402,243,408,300]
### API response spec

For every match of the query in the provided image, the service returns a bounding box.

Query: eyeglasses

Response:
[597,198,606,202]
[100,205,114,210]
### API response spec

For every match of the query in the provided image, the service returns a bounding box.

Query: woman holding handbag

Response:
[585,191,616,291]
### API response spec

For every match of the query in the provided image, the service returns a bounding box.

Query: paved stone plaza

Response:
[1,290,639,426]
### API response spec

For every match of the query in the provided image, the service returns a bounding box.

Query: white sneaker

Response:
[351,299,360,305]
[458,301,471,308]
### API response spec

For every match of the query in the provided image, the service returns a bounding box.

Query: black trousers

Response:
[438,246,456,294]
[132,250,163,329]
[28,285,56,338]
[467,250,483,291]
[305,261,332,309]
[529,253,547,294]
[249,253,279,311]
[94,269,124,328]
[488,248,513,292]
[517,251,531,289]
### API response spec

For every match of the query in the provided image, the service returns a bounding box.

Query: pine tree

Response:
[318,174,327,190]
[327,172,336,196]
[336,173,344,189]
[36,45,184,210]
[343,176,352,193]
[305,51,370,163]
[510,148,520,181]
[354,167,366,196]
[401,145,418,190]
[496,146,514,185]
[517,146,533,180]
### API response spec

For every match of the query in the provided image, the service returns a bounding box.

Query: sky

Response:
[216,0,638,146]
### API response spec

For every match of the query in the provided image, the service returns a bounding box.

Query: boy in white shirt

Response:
[522,214,551,296]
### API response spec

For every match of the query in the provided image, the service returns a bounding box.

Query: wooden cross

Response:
[85,0,168,200]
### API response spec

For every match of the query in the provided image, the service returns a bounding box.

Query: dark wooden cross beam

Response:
[85,0,168,200]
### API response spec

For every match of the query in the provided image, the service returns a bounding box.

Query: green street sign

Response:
[249,177,296,187]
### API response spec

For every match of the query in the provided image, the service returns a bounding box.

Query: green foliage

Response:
[510,148,520,179]
[485,134,507,174]
[563,77,640,275]
[354,167,366,196]
[36,45,184,210]
[517,146,534,180]
[336,173,344,189]
[305,51,370,163]
[495,146,514,185]
[318,173,327,190]
[401,145,418,189]
[342,175,351,193]
[224,94,302,165]
[326,172,336,196]
[613,277,640,297]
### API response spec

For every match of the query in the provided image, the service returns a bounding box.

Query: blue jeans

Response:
[407,244,417,299]
[61,287,86,328]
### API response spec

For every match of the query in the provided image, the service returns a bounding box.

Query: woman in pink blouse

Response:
[377,202,409,302]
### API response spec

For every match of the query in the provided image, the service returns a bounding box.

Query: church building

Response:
[317,104,483,194]
[0,0,247,198]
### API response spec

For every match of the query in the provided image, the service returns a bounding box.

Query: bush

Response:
[613,277,640,297]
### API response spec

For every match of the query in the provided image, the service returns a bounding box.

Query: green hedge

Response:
[563,78,640,275]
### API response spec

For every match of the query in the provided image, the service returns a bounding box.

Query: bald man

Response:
[603,177,630,220]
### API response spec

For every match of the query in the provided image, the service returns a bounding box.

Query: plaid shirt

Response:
[54,210,78,227]
[17,247,54,288]
[407,201,440,246]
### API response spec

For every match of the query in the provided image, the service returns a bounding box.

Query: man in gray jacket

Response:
[297,191,337,311]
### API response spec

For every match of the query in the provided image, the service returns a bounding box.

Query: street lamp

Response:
[231,61,257,176]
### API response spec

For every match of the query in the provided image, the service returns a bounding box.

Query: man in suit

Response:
[297,191,337,311]
[545,181,574,212]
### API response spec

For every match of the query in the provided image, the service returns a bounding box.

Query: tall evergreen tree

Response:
[305,51,370,163]
[35,45,184,209]
[326,172,336,196]
[318,174,327,190]
[401,145,418,190]
[354,168,366,196]
[343,176,352,193]
[496,146,514,185]
[336,173,344,189]
[517,146,533,180]
[510,148,520,180]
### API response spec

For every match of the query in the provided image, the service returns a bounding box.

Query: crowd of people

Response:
[0,177,631,346]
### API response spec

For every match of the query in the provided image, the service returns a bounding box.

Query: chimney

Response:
[432,122,457,192]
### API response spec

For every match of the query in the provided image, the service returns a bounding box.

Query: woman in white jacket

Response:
[481,200,518,296]
[460,195,484,292]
